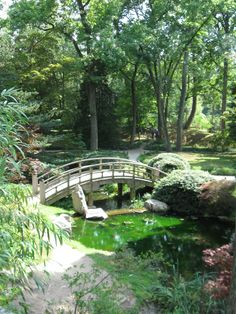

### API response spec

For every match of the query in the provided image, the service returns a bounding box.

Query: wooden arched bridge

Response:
[32,157,164,205]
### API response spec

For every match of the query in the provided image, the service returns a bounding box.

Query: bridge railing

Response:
[34,158,166,203]
[32,157,136,194]
[38,157,135,181]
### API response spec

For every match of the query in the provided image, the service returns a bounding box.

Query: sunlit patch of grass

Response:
[188,153,236,175]
[139,150,236,176]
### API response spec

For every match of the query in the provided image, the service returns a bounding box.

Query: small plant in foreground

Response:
[63,264,137,314]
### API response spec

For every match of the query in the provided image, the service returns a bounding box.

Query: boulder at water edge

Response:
[52,214,72,233]
[144,199,169,213]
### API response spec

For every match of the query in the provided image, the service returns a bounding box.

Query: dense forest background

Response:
[0,0,235,152]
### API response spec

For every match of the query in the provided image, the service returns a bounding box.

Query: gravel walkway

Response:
[127,144,146,161]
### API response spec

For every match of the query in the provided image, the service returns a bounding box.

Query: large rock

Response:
[144,199,169,213]
[53,214,72,233]
[72,184,88,214]
[85,208,108,220]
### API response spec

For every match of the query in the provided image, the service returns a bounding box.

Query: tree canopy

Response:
[0,0,234,150]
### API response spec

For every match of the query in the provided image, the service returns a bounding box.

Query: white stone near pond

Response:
[72,184,88,214]
[53,214,72,233]
[144,199,169,213]
[85,207,108,220]
[72,184,108,220]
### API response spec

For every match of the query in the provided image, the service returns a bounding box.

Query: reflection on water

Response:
[94,197,131,210]
[72,213,233,277]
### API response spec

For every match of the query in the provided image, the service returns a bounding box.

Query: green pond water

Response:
[55,194,233,277]
[72,212,233,277]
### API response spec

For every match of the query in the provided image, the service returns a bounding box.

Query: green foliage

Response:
[0,88,26,161]
[94,248,223,313]
[190,152,236,175]
[148,153,190,173]
[228,108,236,143]
[141,150,236,175]
[63,263,137,314]
[207,130,231,152]
[0,184,64,305]
[152,272,225,313]
[144,140,164,151]
[106,248,169,302]
[129,197,144,209]
[152,170,213,214]
[0,88,64,306]
[185,128,213,147]
[82,150,128,160]
[46,133,86,150]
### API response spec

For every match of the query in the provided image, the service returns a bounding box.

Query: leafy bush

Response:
[46,133,86,150]
[200,180,236,217]
[152,272,224,313]
[184,128,212,146]
[82,150,128,160]
[144,140,164,151]
[203,244,233,299]
[152,170,213,214]
[0,184,64,306]
[148,153,190,174]
[129,197,144,209]
[0,89,63,306]
[207,130,231,152]
[7,158,54,183]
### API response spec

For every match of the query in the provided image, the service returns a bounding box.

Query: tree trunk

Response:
[227,219,236,314]
[221,57,228,131]
[176,51,188,151]
[156,90,171,151]
[148,65,171,151]
[184,76,197,130]
[130,63,138,144]
[88,81,98,150]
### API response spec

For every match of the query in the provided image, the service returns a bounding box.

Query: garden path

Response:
[14,243,137,313]
[127,144,146,161]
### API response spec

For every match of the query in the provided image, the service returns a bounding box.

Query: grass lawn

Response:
[139,151,236,176]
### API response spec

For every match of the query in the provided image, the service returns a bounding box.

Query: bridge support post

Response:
[39,181,46,204]
[117,183,123,208]
[88,192,93,207]
[130,186,136,200]
[118,183,123,199]
[32,169,38,195]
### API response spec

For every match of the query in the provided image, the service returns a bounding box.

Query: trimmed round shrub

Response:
[152,170,213,214]
[148,153,190,174]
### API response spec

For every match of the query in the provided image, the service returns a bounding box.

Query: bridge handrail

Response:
[42,160,166,187]
[38,157,136,181]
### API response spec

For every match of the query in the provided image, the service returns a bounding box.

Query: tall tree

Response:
[9,0,125,150]
[176,50,189,151]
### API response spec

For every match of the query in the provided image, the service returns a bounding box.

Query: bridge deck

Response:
[33,157,164,205]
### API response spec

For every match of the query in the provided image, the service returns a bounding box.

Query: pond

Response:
[55,193,233,278]
[72,212,233,278]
